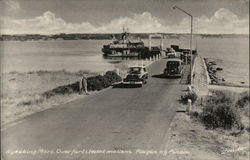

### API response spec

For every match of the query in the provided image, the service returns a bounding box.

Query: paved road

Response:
[1,59,187,160]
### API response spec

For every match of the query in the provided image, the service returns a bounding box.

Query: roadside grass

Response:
[191,90,249,158]
[166,105,250,160]
[165,90,249,160]
[181,90,198,104]
[192,90,249,130]
[236,91,250,109]
[1,70,121,126]
[200,90,242,130]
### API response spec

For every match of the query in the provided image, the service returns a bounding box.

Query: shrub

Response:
[87,71,122,91]
[236,91,250,108]
[87,75,104,91]
[201,102,242,129]
[42,82,78,98]
[103,71,122,84]
[181,91,198,104]
[41,71,122,98]
[208,90,238,104]
[200,90,242,129]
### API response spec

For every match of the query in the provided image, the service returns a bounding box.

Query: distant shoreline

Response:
[0,33,248,41]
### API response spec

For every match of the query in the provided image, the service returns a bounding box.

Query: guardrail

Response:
[201,56,211,84]
[190,57,194,84]
[190,54,197,84]
[190,55,211,96]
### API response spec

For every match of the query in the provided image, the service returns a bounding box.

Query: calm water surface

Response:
[1,38,249,85]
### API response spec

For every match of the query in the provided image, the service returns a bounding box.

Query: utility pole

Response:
[173,6,193,84]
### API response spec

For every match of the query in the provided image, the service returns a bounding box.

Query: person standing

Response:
[79,74,89,95]
[82,74,89,95]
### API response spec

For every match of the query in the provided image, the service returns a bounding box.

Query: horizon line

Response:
[1,33,249,36]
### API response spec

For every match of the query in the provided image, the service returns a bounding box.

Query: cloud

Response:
[5,0,20,10]
[192,8,249,34]
[0,8,249,34]
[1,11,95,34]
[94,12,168,33]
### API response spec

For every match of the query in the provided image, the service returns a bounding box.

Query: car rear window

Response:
[129,67,141,73]
[167,61,180,67]
[130,67,141,71]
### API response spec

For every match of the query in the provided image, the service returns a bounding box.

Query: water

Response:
[195,38,249,86]
[1,38,249,85]
[1,40,114,73]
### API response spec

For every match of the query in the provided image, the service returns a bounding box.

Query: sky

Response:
[0,0,249,34]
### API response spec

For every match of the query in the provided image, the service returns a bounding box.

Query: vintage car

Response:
[163,58,183,77]
[167,52,177,58]
[122,66,148,87]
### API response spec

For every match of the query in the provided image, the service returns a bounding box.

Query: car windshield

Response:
[129,67,142,74]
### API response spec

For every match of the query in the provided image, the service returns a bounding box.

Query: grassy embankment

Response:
[1,70,121,127]
[163,55,249,159]
[165,86,249,160]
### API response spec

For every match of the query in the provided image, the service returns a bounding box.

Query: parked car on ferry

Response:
[163,58,183,78]
[122,66,148,87]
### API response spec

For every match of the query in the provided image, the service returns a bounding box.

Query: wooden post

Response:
[187,99,192,113]
[149,35,152,51]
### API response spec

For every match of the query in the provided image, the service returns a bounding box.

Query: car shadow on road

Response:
[151,74,181,79]
[176,110,186,113]
[112,83,142,88]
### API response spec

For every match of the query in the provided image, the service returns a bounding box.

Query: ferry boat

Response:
[102,28,148,57]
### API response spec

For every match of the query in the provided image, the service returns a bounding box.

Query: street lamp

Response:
[173,5,193,84]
